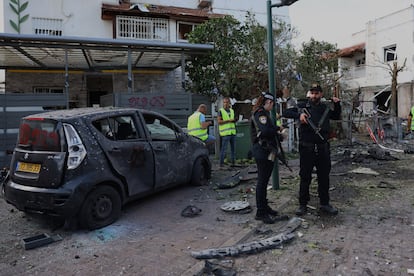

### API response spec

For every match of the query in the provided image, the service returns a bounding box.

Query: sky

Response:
[289,0,414,49]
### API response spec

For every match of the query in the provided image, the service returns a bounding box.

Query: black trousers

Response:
[298,143,331,206]
[255,158,274,213]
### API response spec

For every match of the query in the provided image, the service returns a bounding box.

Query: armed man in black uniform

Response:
[283,83,341,216]
[250,92,287,224]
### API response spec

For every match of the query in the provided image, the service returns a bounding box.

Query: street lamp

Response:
[267,0,299,189]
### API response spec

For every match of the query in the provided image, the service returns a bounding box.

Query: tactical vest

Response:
[187,111,208,141]
[218,108,236,136]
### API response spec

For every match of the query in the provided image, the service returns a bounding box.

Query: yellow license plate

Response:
[17,162,41,173]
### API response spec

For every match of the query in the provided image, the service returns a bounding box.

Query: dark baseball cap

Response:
[309,83,322,92]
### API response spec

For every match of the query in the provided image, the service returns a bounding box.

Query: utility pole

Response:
[267,0,299,189]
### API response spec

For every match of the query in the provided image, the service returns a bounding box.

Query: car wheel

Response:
[79,185,121,230]
[191,158,208,186]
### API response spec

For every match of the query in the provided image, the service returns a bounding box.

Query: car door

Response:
[92,112,155,196]
[142,113,190,189]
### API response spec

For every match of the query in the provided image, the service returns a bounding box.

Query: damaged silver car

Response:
[3,107,211,229]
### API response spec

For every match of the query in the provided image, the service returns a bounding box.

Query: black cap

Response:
[309,83,322,92]
[261,92,275,101]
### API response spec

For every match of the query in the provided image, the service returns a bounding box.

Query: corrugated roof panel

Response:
[0,33,213,70]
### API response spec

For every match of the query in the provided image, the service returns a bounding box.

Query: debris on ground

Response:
[220,201,252,214]
[181,205,202,217]
[191,217,302,259]
[377,181,396,189]
[195,259,237,276]
[22,233,62,250]
[216,171,241,189]
[368,148,399,160]
[216,165,260,189]
[349,167,380,176]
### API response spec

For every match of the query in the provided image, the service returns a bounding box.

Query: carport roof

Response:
[0,33,213,71]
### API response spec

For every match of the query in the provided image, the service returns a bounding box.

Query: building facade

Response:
[2,0,289,107]
[338,5,414,118]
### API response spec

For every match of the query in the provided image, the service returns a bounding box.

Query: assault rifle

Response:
[303,108,329,141]
[251,114,292,171]
[275,134,292,172]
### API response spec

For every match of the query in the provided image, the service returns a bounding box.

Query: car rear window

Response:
[18,118,62,151]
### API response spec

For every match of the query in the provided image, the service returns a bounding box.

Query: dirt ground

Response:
[1,134,414,275]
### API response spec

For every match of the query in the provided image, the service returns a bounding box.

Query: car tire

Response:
[79,185,121,230]
[191,158,208,186]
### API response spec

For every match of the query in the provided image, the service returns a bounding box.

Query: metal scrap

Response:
[195,259,237,276]
[181,205,202,217]
[191,232,295,259]
[349,167,380,176]
[216,171,241,189]
[191,217,302,259]
[220,201,251,214]
[22,233,62,250]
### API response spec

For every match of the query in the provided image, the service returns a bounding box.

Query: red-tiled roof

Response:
[102,3,224,22]
[338,43,365,57]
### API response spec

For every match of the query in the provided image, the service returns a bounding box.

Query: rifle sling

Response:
[305,104,330,132]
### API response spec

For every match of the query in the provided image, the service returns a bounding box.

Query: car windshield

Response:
[18,118,62,151]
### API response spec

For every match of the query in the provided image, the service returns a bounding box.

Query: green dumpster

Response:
[234,121,251,160]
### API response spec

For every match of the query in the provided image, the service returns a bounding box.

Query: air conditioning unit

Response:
[198,0,212,8]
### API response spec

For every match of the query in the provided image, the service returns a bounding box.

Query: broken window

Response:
[384,45,397,62]
[177,22,198,42]
[375,90,391,113]
[144,114,178,141]
[93,115,140,141]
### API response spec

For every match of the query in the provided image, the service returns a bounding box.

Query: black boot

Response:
[266,205,279,216]
[295,205,308,216]
[320,204,338,215]
[255,211,275,224]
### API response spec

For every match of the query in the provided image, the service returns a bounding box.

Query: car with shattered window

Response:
[2,107,211,229]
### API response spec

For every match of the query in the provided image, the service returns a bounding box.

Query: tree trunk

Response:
[390,62,398,117]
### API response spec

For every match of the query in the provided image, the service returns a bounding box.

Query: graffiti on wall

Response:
[128,96,166,109]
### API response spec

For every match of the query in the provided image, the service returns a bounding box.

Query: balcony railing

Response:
[116,16,169,41]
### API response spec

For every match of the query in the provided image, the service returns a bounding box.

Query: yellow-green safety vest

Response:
[218,108,236,136]
[411,106,414,130]
[187,111,208,141]
[276,117,282,127]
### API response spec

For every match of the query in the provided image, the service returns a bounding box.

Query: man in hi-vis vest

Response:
[218,97,236,167]
[187,104,215,145]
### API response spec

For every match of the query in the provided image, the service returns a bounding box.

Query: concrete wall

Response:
[4,0,115,38]
[112,70,179,94]
[364,6,414,87]
[6,69,186,108]
[2,0,290,108]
